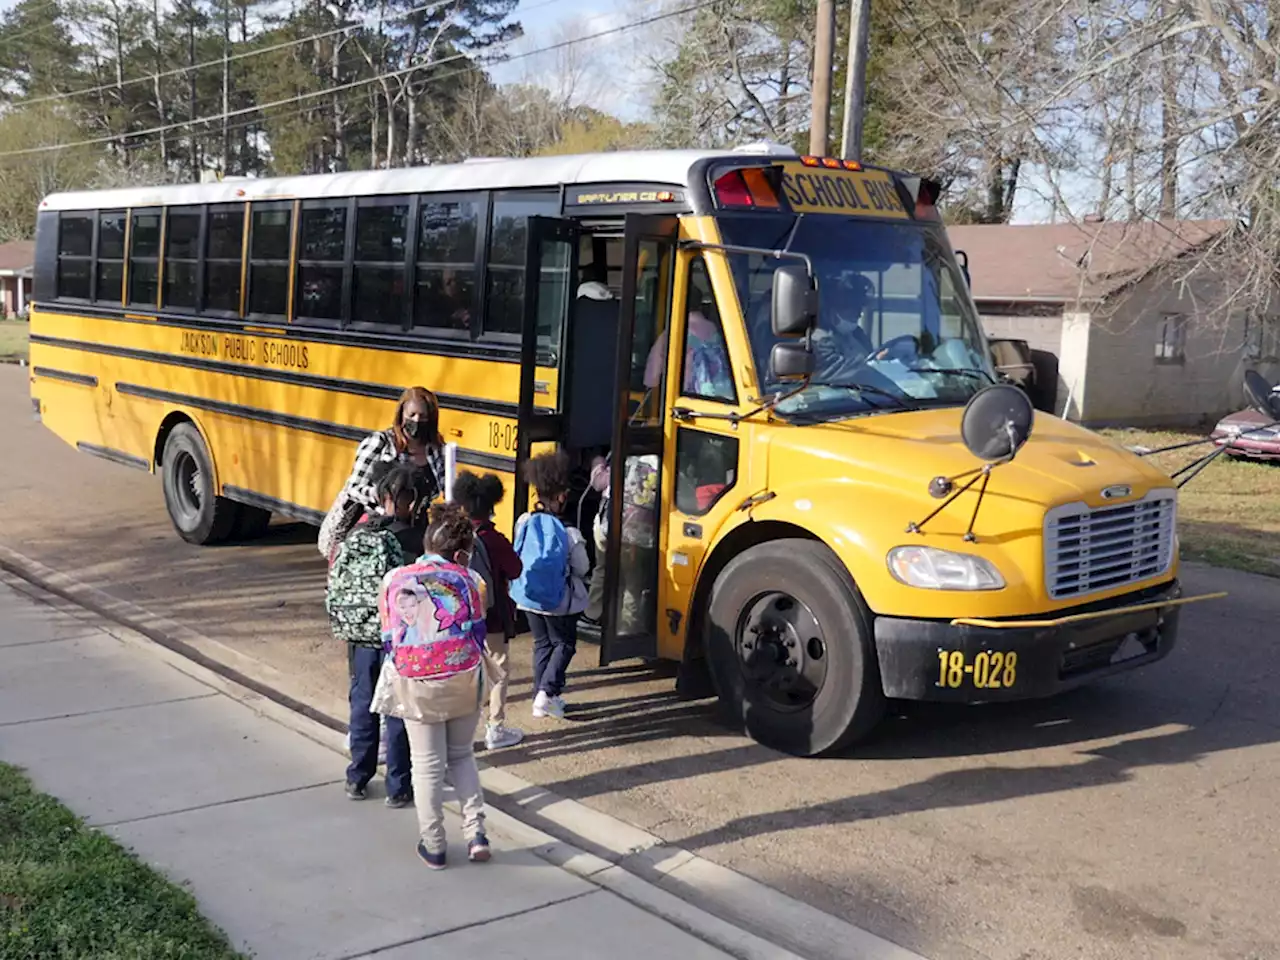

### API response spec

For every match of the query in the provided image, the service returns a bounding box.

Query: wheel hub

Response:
[172,451,203,524]
[736,592,828,711]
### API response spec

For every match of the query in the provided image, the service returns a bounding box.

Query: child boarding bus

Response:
[27,144,1219,756]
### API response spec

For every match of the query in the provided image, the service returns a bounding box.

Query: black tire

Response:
[704,538,885,756]
[229,503,272,541]
[161,423,238,545]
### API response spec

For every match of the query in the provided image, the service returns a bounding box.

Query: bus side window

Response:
[415,195,481,336]
[354,198,409,328]
[163,207,202,311]
[95,211,126,304]
[128,209,161,308]
[675,429,739,516]
[56,213,94,301]
[482,191,559,339]
[679,258,735,403]
[247,203,292,318]
[205,205,244,316]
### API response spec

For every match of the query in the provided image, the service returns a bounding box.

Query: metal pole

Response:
[840,0,871,160]
[809,0,835,156]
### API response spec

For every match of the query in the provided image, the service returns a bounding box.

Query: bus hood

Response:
[769,407,1173,509]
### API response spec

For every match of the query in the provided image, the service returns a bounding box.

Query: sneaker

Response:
[417,841,446,870]
[485,724,525,749]
[385,793,414,809]
[468,833,492,863]
[345,781,367,801]
[532,691,565,720]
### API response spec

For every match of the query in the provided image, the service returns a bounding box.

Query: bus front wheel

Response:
[704,538,885,756]
[161,424,238,545]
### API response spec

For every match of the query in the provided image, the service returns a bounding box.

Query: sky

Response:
[489,0,648,120]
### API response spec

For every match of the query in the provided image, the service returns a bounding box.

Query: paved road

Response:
[4,365,1278,960]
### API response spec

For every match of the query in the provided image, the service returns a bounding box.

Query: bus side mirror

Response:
[956,250,972,289]
[770,341,814,380]
[772,264,817,337]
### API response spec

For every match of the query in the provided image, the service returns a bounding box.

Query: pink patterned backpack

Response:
[378,557,486,680]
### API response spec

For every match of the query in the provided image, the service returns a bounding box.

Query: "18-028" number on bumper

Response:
[936,650,1018,690]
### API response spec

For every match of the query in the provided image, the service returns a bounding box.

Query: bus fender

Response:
[722,479,890,611]
[153,408,222,493]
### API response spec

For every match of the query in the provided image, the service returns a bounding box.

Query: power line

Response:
[16,0,464,110]
[0,0,714,159]
[0,17,59,45]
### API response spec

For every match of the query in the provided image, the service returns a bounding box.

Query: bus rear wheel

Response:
[161,423,238,545]
[704,538,885,756]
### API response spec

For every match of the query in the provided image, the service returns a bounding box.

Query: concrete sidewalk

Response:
[0,576,795,960]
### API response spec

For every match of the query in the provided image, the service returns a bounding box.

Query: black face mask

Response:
[402,418,423,441]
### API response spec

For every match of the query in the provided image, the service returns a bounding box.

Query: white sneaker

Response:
[532,691,565,720]
[485,724,525,749]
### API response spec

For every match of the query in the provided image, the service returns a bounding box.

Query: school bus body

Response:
[29,147,1210,755]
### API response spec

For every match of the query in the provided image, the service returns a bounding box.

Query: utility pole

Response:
[840,0,871,160]
[809,0,835,156]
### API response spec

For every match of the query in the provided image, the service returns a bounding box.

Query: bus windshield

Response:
[718,215,994,420]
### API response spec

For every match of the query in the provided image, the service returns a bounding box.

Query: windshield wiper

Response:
[805,381,920,410]
[905,366,995,383]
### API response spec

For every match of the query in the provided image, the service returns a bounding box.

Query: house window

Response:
[1245,315,1279,361]
[1155,314,1187,364]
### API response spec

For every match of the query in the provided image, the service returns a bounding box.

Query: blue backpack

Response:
[510,509,570,613]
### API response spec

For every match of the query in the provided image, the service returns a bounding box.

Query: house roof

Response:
[0,241,34,275]
[946,219,1236,302]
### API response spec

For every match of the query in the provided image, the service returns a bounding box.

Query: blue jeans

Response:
[529,613,579,698]
[347,645,411,796]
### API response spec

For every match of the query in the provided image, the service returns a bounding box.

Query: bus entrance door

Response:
[514,217,579,525]
[599,214,678,666]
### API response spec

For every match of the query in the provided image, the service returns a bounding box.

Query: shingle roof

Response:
[0,241,34,274]
[946,219,1236,302]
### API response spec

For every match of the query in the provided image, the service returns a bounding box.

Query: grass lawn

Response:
[0,763,246,960]
[1103,427,1280,577]
[0,320,28,362]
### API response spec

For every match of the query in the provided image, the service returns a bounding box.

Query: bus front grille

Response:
[1044,491,1177,601]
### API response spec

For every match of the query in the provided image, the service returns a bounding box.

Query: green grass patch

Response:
[0,321,28,362]
[1102,427,1280,578]
[0,763,246,960]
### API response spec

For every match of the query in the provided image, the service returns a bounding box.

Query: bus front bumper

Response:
[872,581,1188,702]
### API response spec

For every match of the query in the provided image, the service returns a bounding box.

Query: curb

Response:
[0,543,929,960]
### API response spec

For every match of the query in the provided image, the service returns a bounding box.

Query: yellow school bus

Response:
[28,146,1214,755]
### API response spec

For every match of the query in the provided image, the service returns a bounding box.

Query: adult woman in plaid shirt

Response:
[344,387,448,522]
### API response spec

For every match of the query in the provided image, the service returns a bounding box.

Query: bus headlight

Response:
[887,546,1005,591]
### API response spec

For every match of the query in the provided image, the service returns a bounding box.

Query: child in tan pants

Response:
[452,471,525,749]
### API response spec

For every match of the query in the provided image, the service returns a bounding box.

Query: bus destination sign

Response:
[778,163,910,219]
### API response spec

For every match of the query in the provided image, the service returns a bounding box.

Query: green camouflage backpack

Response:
[326,521,406,647]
